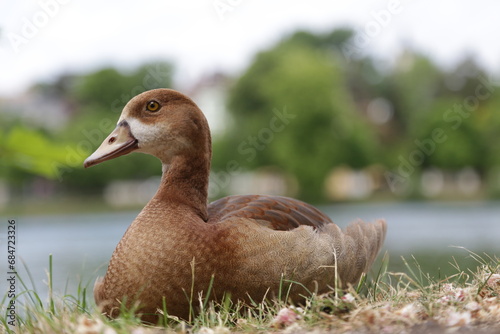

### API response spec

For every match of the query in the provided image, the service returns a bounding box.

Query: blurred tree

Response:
[72,61,173,112]
[216,32,379,202]
[410,98,486,170]
[73,68,127,108]
[383,51,443,134]
[443,56,487,97]
[282,28,355,50]
[476,93,500,168]
[478,93,500,197]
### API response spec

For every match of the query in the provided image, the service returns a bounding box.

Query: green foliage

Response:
[218,32,379,201]
[216,29,500,201]
[73,61,173,112]
[408,98,487,170]
[74,68,127,107]
[388,53,443,130]
[0,125,84,181]
[477,94,500,168]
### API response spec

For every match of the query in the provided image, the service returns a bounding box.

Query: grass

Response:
[1,251,500,334]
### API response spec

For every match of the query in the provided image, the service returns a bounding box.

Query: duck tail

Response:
[328,219,387,287]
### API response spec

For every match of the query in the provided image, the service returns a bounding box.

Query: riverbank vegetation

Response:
[2,251,499,333]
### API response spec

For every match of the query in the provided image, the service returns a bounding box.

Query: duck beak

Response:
[83,121,138,168]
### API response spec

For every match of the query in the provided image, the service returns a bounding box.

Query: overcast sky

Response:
[1,0,499,97]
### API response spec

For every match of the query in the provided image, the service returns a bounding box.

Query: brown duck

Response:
[84,89,387,323]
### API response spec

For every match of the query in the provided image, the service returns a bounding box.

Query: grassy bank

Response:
[2,251,500,334]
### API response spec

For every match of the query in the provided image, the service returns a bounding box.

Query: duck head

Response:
[83,89,211,169]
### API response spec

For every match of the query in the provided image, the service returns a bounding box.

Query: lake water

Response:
[1,201,499,303]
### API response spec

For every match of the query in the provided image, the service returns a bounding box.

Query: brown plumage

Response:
[84,88,387,323]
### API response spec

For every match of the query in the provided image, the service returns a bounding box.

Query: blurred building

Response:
[1,87,73,130]
[187,72,232,136]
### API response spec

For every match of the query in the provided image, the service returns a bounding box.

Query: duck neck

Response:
[155,148,211,221]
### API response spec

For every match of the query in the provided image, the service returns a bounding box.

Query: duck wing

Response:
[207,194,333,230]
[207,194,386,288]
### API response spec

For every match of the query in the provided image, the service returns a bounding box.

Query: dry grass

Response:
[2,250,500,334]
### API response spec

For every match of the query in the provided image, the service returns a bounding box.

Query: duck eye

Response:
[146,101,160,112]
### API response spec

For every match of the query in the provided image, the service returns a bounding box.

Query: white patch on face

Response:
[127,117,168,156]
[125,116,194,164]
